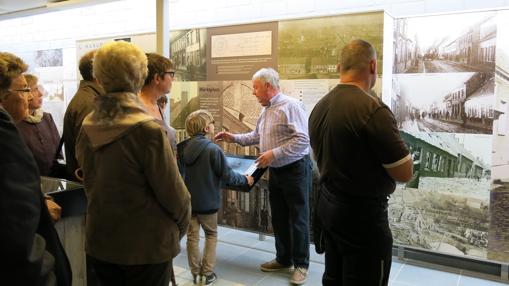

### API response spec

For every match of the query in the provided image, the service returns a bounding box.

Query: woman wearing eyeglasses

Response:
[16,74,62,176]
[139,53,178,153]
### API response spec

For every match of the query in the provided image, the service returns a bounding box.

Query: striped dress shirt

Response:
[233,92,310,167]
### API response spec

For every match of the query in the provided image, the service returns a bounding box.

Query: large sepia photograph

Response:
[389,131,491,258]
[278,11,384,80]
[393,11,496,74]
[392,73,495,134]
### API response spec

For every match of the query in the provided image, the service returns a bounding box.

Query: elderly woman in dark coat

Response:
[76,41,191,286]
[16,74,61,176]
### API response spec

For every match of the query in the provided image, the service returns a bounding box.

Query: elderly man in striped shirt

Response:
[215,67,311,285]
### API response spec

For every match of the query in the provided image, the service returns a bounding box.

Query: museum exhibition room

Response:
[1,0,509,285]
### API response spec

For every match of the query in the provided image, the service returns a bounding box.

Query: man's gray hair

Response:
[339,39,377,73]
[252,67,280,89]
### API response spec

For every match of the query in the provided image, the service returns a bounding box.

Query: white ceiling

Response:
[0,1,63,14]
[0,0,118,20]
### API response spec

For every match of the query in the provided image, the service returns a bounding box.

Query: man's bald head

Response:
[339,39,376,74]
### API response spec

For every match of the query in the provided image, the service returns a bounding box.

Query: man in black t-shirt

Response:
[309,40,413,286]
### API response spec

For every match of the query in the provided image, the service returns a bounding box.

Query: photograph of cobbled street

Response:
[389,131,491,258]
[393,11,496,74]
[392,72,495,134]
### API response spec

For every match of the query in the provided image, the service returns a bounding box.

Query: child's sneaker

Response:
[192,274,201,285]
[203,272,217,286]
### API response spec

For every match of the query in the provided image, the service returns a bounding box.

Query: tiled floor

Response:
[172,226,508,286]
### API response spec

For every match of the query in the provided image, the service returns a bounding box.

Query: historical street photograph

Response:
[392,72,495,134]
[170,29,207,81]
[393,11,496,74]
[487,11,509,262]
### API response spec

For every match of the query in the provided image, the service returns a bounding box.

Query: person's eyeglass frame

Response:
[8,87,32,99]
[161,71,176,78]
[8,87,31,94]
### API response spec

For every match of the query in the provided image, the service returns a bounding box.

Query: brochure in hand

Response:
[225,155,267,192]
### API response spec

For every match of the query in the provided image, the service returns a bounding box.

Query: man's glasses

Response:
[161,71,175,78]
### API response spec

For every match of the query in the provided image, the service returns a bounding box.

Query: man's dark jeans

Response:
[268,156,312,268]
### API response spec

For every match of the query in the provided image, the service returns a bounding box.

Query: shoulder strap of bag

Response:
[54,137,64,161]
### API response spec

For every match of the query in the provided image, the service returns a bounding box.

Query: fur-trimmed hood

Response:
[81,91,154,150]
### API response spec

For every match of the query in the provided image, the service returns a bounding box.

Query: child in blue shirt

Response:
[178,109,253,285]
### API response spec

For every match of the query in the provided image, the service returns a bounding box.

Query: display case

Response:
[41,176,87,285]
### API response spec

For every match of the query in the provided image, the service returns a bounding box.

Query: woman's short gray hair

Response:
[93,41,147,93]
[252,68,280,89]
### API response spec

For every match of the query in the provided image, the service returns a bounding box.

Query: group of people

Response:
[0,52,71,285]
[0,38,413,286]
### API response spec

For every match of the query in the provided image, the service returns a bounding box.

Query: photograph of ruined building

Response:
[393,12,496,74]
[392,72,495,134]
[216,80,327,235]
[389,131,491,258]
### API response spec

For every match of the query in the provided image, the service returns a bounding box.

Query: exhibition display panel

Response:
[24,7,509,275]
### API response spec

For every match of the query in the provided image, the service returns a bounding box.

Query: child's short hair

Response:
[185,109,214,136]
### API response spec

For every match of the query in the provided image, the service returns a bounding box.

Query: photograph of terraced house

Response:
[392,72,495,134]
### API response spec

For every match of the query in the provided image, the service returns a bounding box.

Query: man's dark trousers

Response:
[268,155,312,268]
[318,188,393,286]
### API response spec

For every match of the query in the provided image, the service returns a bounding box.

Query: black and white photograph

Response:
[170,29,207,81]
[392,73,495,134]
[169,81,199,142]
[488,11,509,262]
[389,188,489,258]
[221,80,262,137]
[389,131,491,258]
[35,48,63,67]
[394,12,496,74]
[399,131,491,194]
[215,80,268,232]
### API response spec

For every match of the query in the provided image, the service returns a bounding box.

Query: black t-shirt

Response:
[309,84,409,199]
